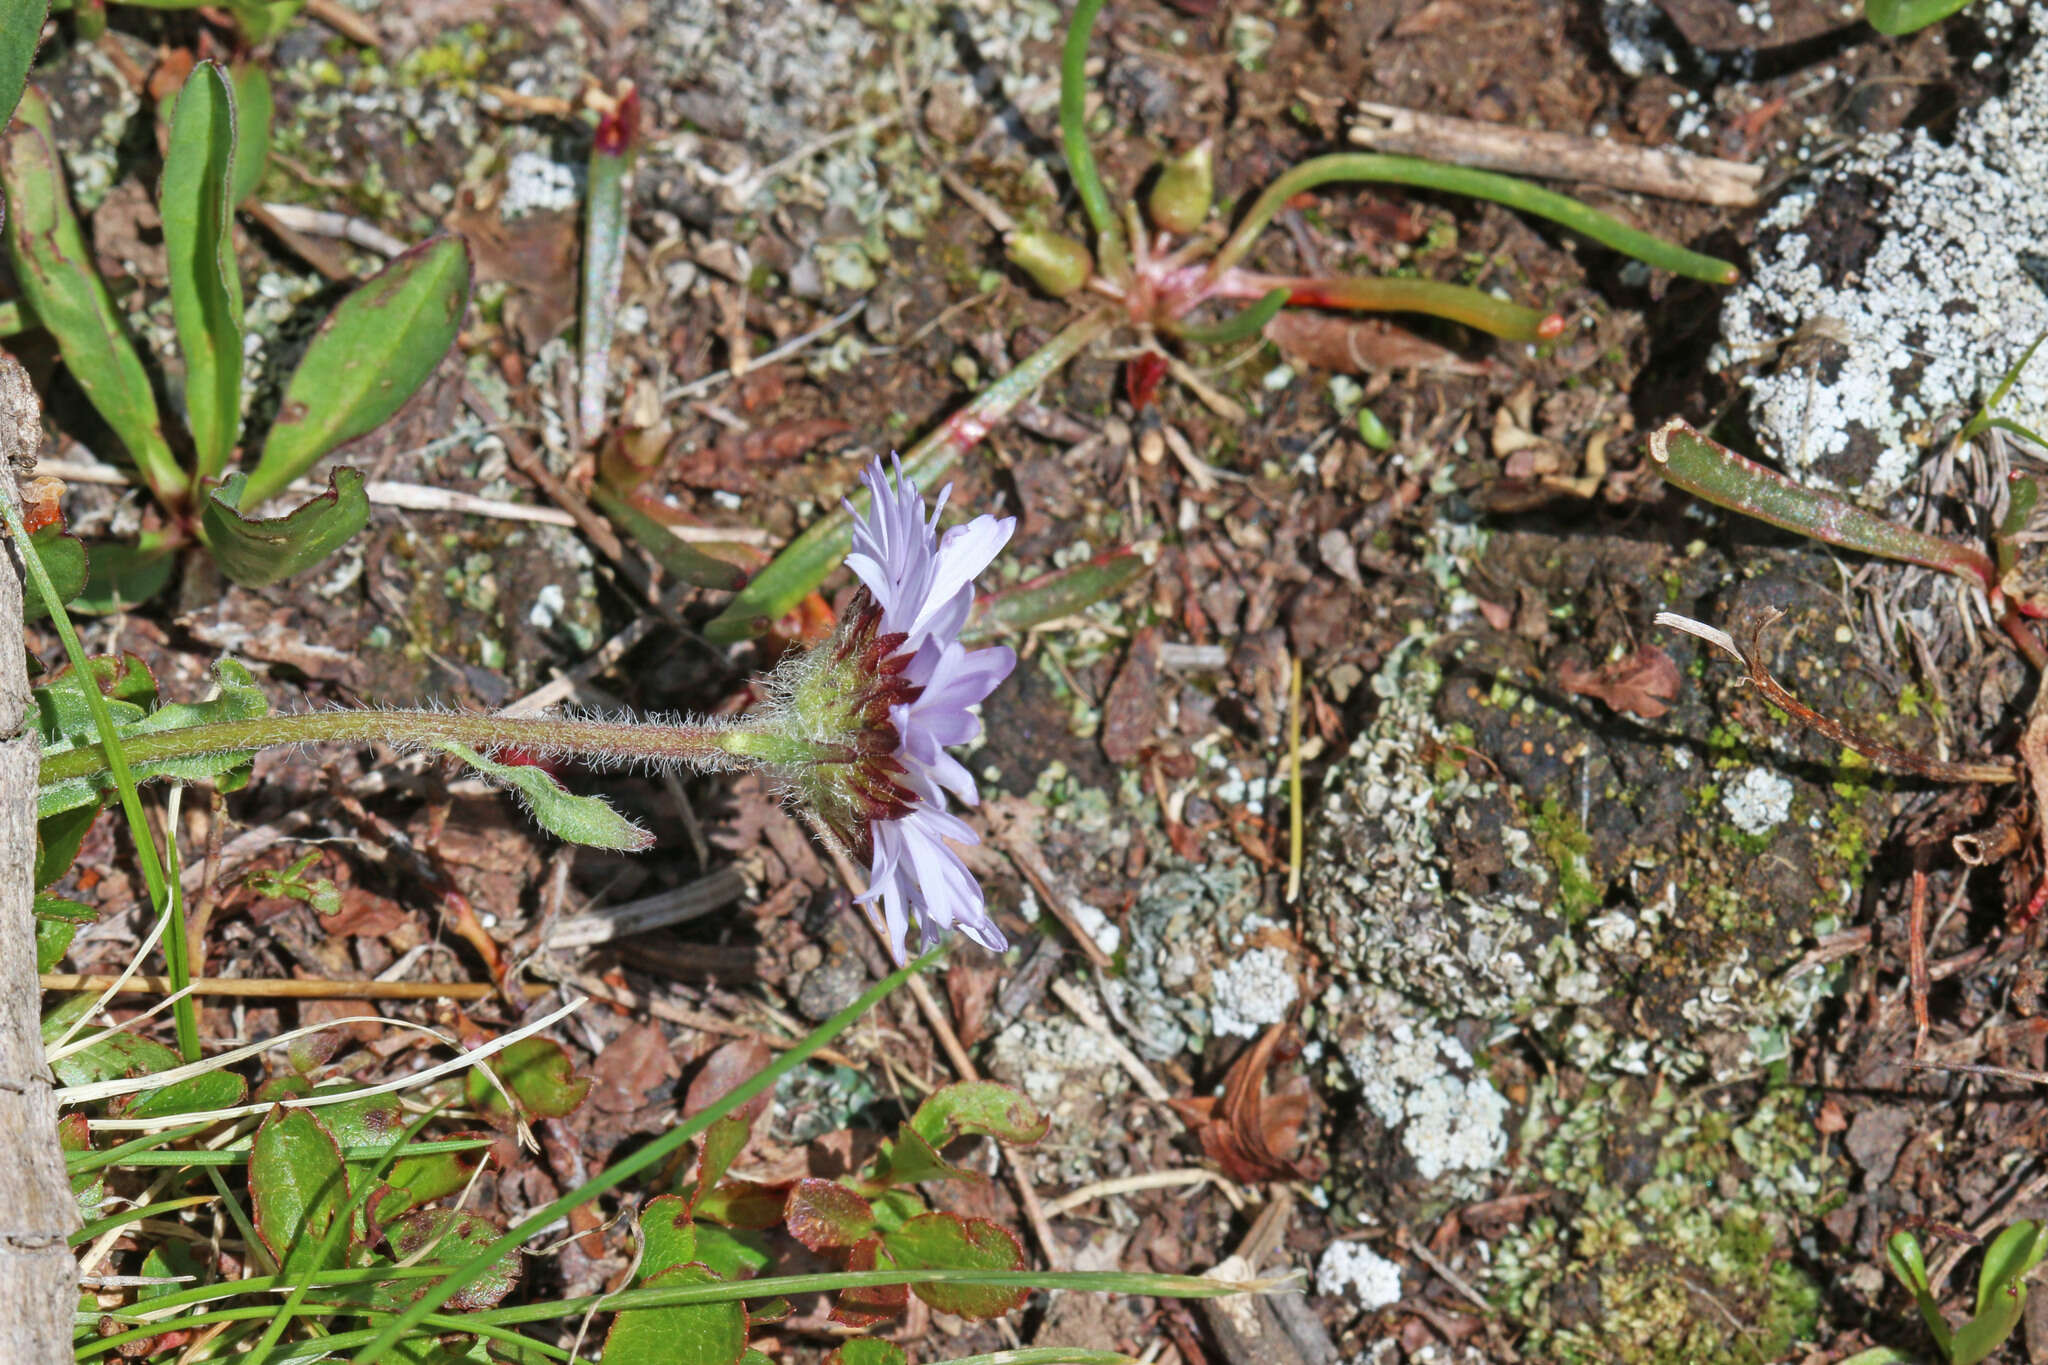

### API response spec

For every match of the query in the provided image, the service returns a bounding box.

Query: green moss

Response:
[1532,797,1600,924]
[1493,1081,1837,1363]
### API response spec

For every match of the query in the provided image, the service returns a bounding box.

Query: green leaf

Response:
[228,62,272,207]
[1954,1275,2029,1364]
[37,803,100,888]
[120,1068,247,1120]
[589,483,747,591]
[579,90,637,442]
[0,87,187,507]
[162,60,244,480]
[602,1263,749,1365]
[34,915,76,972]
[224,0,307,43]
[961,549,1145,645]
[871,1120,969,1188]
[638,1196,701,1280]
[1865,0,1972,34]
[464,1035,592,1121]
[386,1210,521,1311]
[439,741,651,852]
[825,1342,908,1365]
[1888,1230,1952,1355]
[38,657,267,818]
[46,1015,179,1089]
[881,1212,1029,1319]
[138,1242,202,1303]
[1977,1220,2048,1316]
[250,1106,352,1278]
[691,1180,788,1230]
[784,1178,877,1251]
[245,234,470,508]
[0,3,47,129]
[202,467,369,587]
[21,525,88,623]
[67,540,175,615]
[688,1114,751,1212]
[910,1081,1049,1149]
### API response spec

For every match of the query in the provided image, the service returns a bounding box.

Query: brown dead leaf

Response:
[676,418,852,491]
[589,1021,680,1114]
[1263,310,1489,376]
[446,197,579,352]
[946,956,1002,1049]
[1556,645,1682,720]
[685,1037,775,1125]
[1100,627,1164,765]
[1169,1023,1323,1183]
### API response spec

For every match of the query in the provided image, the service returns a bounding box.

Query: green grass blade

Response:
[161,60,244,481]
[2,474,195,1057]
[342,945,950,1363]
[1059,0,1126,279]
[1211,152,1740,284]
[578,89,637,445]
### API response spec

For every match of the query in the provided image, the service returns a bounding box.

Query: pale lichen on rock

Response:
[1714,34,2048,499]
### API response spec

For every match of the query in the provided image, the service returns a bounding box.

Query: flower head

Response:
[839,458,1017,961]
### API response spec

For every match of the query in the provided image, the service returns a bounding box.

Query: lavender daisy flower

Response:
[841,458,1017,962]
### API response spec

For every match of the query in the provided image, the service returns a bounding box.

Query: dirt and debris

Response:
[23,0,2048,1362]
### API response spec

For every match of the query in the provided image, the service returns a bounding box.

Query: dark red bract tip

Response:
[595,87,640,157]
[1535,312,1567,340]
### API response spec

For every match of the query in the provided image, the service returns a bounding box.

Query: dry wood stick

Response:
[38,974,495,1001]
[1348,102,1763,207]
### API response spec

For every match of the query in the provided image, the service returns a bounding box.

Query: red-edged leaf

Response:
[467,1036,591,1121]
[872,1120,970,1188]
[910,1082,1050,1149]
[785,1179,878,1252]
[688,1114,751,1214]
[830,1238,907,1328]
[827,1342,909,1365]
[693,1180,789,1230]
[882,1212,1028,1320]
[385,1210,520,1311]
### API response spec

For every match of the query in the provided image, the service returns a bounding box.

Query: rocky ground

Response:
[26,0,2048,1361]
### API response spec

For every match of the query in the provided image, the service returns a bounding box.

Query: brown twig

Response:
[37,974,493,1000]
[1909,867,1932,1057]
[1656,609,2019,783]
[305,0,384,46]
[1348,102,1764,207]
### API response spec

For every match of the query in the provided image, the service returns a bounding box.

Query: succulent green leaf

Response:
[243,235,468,507]
[638,1195,702,1280]
[162,61,244,480]
[881,1212,1029,1319]
[203,467,369,586]
[1,87,187,506]
[579,90,637,442]
[961,549,1145,644]
[22,525,89,623]
[603,1263,750,1365]
[251,1106,352,1277]
[1976,1220,2048,1317]
[462,1034,592,1120]
[1887,1230,1952,1355]
[1953,1278,2028,1365]
[784,1178,878,1252]
[589,483,748,590]
[0,3,47,129]
[910,1081,1050,1149]
[228,62,272,206]
[68,539,175,615]
[437,740,652,852]
[387,1210,521,1311]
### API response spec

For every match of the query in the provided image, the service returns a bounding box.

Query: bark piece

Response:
[0,356,78,1365]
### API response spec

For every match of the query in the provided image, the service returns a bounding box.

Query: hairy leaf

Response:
[22,524,88,622]
[386,1210,521,1311]
[784,1178,877,1252]
[882,1212,1028,1319]
[440,741,651,852]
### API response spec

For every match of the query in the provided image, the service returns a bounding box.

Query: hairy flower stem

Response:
[38,709,772,787]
